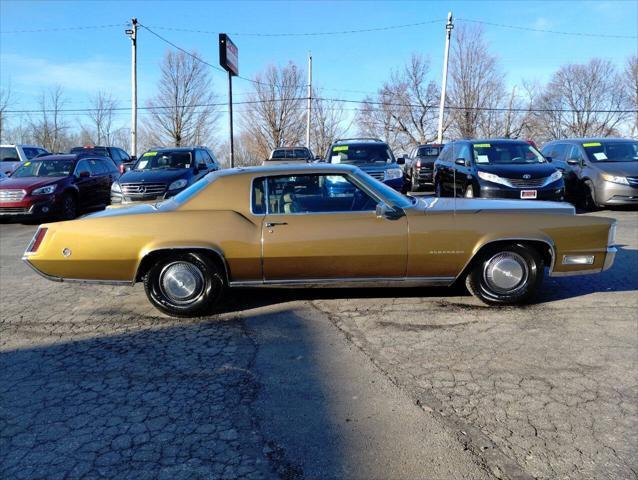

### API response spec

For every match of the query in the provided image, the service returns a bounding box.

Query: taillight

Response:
[26,227,48,253]
[119,164,125,174]
[416,159,421,167]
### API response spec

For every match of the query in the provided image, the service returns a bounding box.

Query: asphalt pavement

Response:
[1,207,637,480]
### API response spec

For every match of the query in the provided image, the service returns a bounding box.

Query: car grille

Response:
[627,176,638,187]
[505,177,549,188]
[365,170,385,181]
[0,189,26,203]
[0,207,30,214]
[120,182,167,198]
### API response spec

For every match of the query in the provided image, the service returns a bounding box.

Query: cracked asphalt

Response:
[1,208,637,480]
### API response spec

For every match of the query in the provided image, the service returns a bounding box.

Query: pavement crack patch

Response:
[377,320,478,331]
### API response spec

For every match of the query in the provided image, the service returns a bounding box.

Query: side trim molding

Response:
[229,276,455,288]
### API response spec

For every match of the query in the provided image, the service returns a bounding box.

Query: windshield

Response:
[352,171,413,209]
[472,142,546,165]
[582,141,638,163]
[0,147,20,162]
[271,148,309,159]
[417,146,441,157]
[135,151,192,170]
[12,159,74,178]
[330,144,395,165]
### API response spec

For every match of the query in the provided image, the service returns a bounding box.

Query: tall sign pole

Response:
[126,19,138,158]
[306,53,312,148]
[436,12,453,145]
[219,34,239,168]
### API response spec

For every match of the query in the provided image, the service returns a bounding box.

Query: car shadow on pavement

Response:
[0,315,334,479]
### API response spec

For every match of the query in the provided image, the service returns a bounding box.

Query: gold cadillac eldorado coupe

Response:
[23,164,617,317]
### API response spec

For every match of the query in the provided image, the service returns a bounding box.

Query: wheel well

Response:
[459,239,553,280]
[62,188,78,199]
[135,248,229,283]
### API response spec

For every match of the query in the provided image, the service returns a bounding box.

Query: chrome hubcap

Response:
[159,262,205,304]
[483,252,528,294]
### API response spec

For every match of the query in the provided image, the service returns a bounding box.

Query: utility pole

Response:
[126,18,138,158]
[436,11,453,145]
[228,70,234,167]
[306,53,312,149]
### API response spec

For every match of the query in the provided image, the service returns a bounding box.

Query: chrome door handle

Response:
[265,222,288,228]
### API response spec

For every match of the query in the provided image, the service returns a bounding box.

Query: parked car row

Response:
[0,144,220,222]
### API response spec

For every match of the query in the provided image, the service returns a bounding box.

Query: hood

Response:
[591,161,638,177]
[119,169,192,184]
[476,163,556,179]
[415,197,575,215]
[355,162,399,172]
[0,176,67,192]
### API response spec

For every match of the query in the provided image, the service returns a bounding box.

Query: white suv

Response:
[1,144,49,174]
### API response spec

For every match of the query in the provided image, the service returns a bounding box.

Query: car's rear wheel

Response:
[61,193,77,220]
[465,243,544,305]
[144,252,225,317]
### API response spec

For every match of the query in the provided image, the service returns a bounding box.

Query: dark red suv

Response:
[0,154,119,221]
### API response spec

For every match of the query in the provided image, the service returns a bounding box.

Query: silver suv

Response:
[541,138,638,209]
[1,144,49,174]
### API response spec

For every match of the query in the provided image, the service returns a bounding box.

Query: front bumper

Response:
[596,182,638,206]
[478,182,564,201]
[413,167,434,186]
[111,189,183,204]
[0,196,60,218]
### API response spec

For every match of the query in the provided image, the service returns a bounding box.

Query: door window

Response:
[568,145,584,162]
[88,159,107,175]
[265,174,377,214]
[75,160,91,176]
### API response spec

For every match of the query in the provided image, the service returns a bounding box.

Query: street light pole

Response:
[126,19,138,158]
[436,12,453,145]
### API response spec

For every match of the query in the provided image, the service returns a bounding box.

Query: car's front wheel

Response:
[144,252,225,317]
[465,244,544,305]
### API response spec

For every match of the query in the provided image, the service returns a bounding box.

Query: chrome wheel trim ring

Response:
[483,252,528,294]
[159,261,205,305]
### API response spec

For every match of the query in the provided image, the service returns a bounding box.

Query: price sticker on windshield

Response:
[582,142,601,147]
[143,151,157,157]
[474,143,491,148]
[137,160,149,169]
[333,146,348,152]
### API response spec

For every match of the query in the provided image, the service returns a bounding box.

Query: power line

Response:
[456,18,637,39]
[0,23,127,34]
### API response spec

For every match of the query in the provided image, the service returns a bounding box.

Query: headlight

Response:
[477,171,509,187]
[548,170,563,183]
[168,179,188,190]
[384,168,403,180]
[601,173,629,185]
[32,185,56,195]
[111,182,121,193]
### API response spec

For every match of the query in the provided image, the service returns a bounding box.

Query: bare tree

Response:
[86,91,118,145]
[311,94,348,157]
[356,54,439,151]
[534,59,627,139]
[0,84,13,144]
[240,62,306,160]
[624,55,638,137]
[29,86,68,152]
[146,49,220,147]
[448,25,505,139]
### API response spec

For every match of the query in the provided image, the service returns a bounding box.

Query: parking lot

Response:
[1,208,637,480]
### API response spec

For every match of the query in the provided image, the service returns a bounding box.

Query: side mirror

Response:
[196,163,207,171]
[376,202,404,220]
[455,158,468,166]
[78,170,90,178]
[396,156,406,165]
[544,156,553,162]
[129,155,137,162]
[566,158,579,166]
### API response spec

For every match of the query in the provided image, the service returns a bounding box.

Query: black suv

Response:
[70,145,134,173]
[111,147,219,204]
[541,138,638,209]
[434,139,564,200]
[404,143,443,192]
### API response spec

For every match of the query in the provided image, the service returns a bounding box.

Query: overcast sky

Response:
[1,0,636,134]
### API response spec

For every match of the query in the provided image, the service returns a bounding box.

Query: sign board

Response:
[219,33,239,76]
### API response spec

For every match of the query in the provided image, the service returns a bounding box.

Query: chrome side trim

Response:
[229,276,455,289]
[550,268,601,277]
[22,257,133,285]
[454,237,556,280]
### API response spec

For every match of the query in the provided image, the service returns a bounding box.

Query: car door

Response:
[453,144,473,196]
[260,173,408,281]
[73,159,100,208]
[193,150,209,180]
[91,158,117,205]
